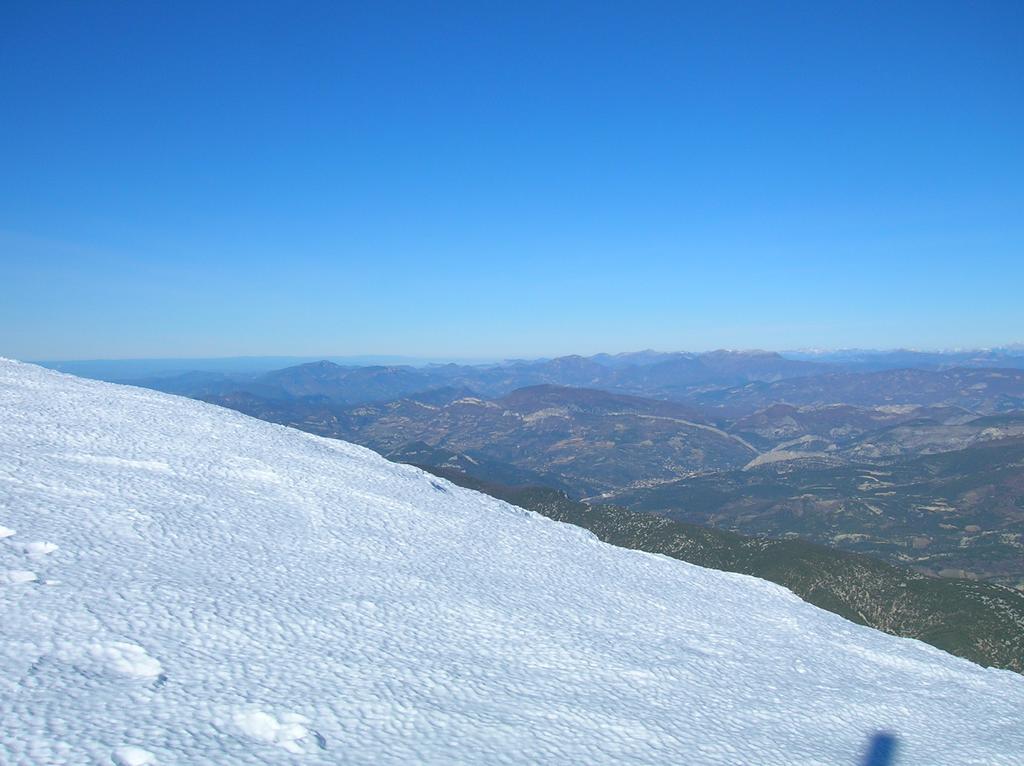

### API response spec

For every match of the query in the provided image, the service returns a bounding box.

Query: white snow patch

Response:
[1,569,37,584]
[21,540,59,558]
[234,710,312,754]
[112,745,157,765]
[88,641,163,679]
[0,525,15,538]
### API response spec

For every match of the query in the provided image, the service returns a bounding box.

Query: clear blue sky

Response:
[2,2,1022,360]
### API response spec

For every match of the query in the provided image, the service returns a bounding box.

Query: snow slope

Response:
[0,359,1022,765]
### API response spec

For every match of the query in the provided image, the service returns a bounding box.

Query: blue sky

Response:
[2,2,1022,360]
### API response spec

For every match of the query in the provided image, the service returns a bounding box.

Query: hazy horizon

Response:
[28,341,1024,367]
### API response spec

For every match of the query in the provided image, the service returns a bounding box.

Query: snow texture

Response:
[1,358,1022,765]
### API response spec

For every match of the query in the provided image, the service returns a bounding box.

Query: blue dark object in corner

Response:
[862,732,898,765]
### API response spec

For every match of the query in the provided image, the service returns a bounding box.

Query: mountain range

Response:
[39,345,1024,390]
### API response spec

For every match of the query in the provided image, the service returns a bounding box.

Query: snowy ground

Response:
[1,358,1022,765]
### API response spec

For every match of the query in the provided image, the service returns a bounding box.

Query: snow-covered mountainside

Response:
[1,360,1022,765]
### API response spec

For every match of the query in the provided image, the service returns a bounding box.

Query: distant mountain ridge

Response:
[788,347,1024,371]
[246,350,827,404]
[39,345,1024,391]
[94,350,1024,417]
